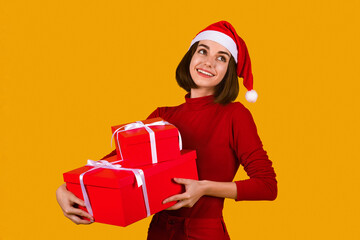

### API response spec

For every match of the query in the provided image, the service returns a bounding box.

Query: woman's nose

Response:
[203,56,215,67]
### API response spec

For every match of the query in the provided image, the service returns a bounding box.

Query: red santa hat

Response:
[189,21,258,102]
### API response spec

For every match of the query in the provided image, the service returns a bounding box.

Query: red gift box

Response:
[111,117,182,167]
[63,150,198,227]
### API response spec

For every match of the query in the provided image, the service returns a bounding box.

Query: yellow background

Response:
[1,0,359,239]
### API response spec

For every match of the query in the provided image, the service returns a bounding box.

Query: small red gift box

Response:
[111,117,182,167]
[63,150,198,227]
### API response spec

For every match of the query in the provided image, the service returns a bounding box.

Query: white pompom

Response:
[245,90,258,103]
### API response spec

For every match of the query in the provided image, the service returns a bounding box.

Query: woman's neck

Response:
[190,88,214,98]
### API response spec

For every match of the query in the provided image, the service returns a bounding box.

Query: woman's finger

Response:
[70,194,86,207]
[165,200,186,211]
[163,192,191,204]
[173,178,191,185]
[63,206,93,221]
[70,207,93,221]
[66,214,93,225]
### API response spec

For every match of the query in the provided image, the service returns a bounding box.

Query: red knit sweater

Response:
[104,94,277,218]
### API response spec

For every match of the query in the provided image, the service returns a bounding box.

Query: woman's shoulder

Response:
[219,101,256,127]
[223,101,252,116]
[147,103,185,119]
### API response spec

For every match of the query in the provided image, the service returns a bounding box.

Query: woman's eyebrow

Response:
[198,44,230,57]
[218,51,230,57]
[198,44,210,49]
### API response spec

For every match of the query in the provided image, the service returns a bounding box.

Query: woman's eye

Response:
[217,56,227,62]
[198,49,206,55]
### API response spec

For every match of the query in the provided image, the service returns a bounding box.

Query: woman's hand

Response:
[162,179,238,210]
[56,183,94,225]
[162,178,207,210]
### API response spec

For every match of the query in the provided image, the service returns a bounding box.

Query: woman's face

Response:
[189,40,231,94]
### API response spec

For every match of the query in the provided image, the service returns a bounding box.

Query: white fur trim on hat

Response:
[245,90,258,103]
[189,30,238,63]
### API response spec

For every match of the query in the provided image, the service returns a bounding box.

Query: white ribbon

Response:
[111,120,183,164]
[79,159,150,217]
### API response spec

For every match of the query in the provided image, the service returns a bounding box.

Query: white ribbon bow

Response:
[79,159,150,217]
[111,120,183,164]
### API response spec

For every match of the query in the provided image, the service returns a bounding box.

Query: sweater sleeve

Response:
[146,107,161,119]
[231,104,278,201]
[101,149,117,159]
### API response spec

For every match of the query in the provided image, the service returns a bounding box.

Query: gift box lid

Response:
[111,117,180,145]
[63,150,196,189]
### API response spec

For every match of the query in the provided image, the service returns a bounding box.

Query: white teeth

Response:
[197,69,214,77]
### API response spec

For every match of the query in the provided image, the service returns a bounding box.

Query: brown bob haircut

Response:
[176,41,239,105]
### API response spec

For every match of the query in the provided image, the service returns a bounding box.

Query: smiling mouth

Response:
[197,69,215,77]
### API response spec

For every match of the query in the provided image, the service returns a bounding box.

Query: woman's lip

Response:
[196,68,215,76]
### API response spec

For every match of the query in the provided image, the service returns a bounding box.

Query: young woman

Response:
[56,21,277,240]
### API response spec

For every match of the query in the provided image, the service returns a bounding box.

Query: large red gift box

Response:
[111,117,182,167]
[63,150,198,227]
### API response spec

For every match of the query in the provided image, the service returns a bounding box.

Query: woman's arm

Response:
[162,178,237,210]
[56,183,94,224]
[163,105,277,209]
[231,105,277,201]
[56,149,118,224]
